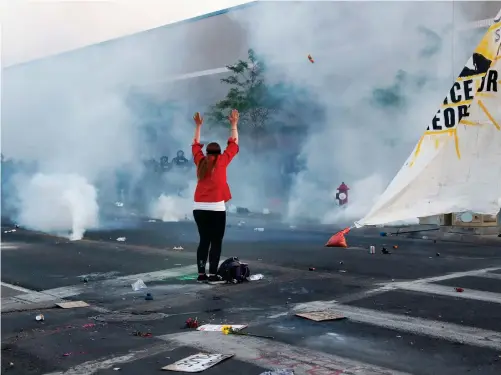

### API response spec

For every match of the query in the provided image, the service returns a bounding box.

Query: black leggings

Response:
[193,210,226,275]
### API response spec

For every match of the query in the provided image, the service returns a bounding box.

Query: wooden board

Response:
[295,311,346,322]
[56,301,90,309]
[162,353,233,372]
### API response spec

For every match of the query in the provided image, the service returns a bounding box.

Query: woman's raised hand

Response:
[228,109,239,128]
[193,112,203,127]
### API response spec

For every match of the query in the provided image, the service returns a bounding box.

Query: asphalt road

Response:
[2,218,501,375]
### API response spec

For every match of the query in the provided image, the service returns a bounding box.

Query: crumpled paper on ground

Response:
[259,370,294,375]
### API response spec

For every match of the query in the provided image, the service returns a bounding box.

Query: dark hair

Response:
[197,142,221,180]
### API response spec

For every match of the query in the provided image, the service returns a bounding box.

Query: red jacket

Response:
[192,138,239,203]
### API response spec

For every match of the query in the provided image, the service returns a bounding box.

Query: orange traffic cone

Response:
[325,227,350,248]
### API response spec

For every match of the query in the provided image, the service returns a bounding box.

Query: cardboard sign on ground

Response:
[56,301,90,309]
[197,324,247,332]
[295,311,346,322]
[162,353,233,372]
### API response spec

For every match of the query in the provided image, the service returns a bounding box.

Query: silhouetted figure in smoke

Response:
[160,156,172,172]
[459,53,492,78]
[173,150,190,169]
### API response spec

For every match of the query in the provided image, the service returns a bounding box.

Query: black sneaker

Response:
[197,274,209,283]
[207,275,225,285]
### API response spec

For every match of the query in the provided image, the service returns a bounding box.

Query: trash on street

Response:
[248,273,264,281]
[185,317,199,329]
[260,370,295,375]
[295,311,346,322]
[161,353,233,372]
[131,279,147,291]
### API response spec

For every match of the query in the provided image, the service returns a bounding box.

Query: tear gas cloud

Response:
[227,1,476,226]
[1,2,479,239]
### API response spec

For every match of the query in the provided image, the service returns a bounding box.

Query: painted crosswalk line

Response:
[158,331,412,375]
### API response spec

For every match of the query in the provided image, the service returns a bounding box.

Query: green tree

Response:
[207,49,277,134]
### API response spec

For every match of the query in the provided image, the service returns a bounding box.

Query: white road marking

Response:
[2,263,216,309]
[42,343,176,375]
[0,242,19,250]
[402,267,501,285]
[36,264,201,299]
[396,283,501,305]
[475,271,501,281]
[158,331,412,375]
[291,302,501,351]
[1,281,37,294]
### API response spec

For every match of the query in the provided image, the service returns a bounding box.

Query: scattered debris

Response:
[248,274,264,281]
[197,324,247,332]
[185,318,199,329]
[162,353,234,372]
[339,270,347,273]
[295,311,346,322]
[4,229,16,233]
[116,237,126,242]
[436,252,441,257]
[131,279,147,291]
[62,351,86,357]
[393,245,399,249]
[148,219,156,223]
[237,220,245,227]
[82,277,89,283]
[455,287,464,293]
[369,245,376,254]
[173,246,184,250]
[339,261,344,265]
[308,54,315,63]
[381,247,391,255]
[260,370,295,375]
[309,267,316,271]
[221,325,274,339]
[422,236,429,240]
[145,293,154,301]
[35,314,44,321]
[113,368,121,371]
[56,301,89,309]
[9,362,14,367]
[254,228,265,232]
[82,323,95,329]
[115,202,124,207]
[133,331,152,337]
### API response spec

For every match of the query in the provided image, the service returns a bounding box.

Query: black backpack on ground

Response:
[217,257,250,283]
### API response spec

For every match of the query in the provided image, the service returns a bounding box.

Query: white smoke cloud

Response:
[17,173,99,240]
[150,179,196,222]
[227,1,476,224]
[2,1,482,239]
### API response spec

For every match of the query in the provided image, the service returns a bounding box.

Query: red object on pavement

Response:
[325,227,350,248]
[185,318,199,329]
[455,287,464,293]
